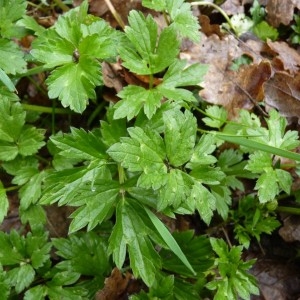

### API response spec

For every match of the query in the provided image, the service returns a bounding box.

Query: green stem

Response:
[22,103,70,114]
[87,101,106,127]
[52,99,56,135]
[149,73,154,90]
[35,154,50,165]
[18,66,47,78]
[53,0,69,12]
[118,164,126,199]
[5,186,19,192]
[191,1,236,35]
[276,206,300,215]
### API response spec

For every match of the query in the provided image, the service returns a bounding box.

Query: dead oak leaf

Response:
[181,33,243,67]
[220,0,245,15]
[199,15,223,38]
[200,61,272,118]
[265,0,300,27]
[264,71,300,122]
[95,268,132,300]
[267,40,300,74]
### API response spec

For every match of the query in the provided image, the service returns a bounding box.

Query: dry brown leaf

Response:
[267,40,300,74]
[181,33,243,67]
[265,0,300,27]
[88,0,145,27]
[95,268,132,300]
[199,15,223,38]
[263,72,300,121]
[220,0,245,15]
[200,61,271,118]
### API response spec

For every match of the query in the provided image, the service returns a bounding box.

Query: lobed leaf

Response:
[108,126,166,173]
[163,109,197,167]
[120,10,179,75]
[51,127,108,160]
[0,182,8,224]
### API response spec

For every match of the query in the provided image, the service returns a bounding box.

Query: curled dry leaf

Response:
[265,0,300,27]
[199,15,223,38]
[267,40,300,74]
[95,268,132,300]
[263,72,300,122]
[200,61,272,118]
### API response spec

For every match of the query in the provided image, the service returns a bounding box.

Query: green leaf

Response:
[0,39,26,74]
[68,180,119,232]
[158,169,190,210]
[158,59,208,102]
[266,109,300,150]
[189,181,216,225]
[0,266,9,299]
[0,67,16,92]
[275,169,292,194]
[18,15,46,36]
[0,181,9,224]
[232,195,280,248]
[160,230,213,277]
[40,160,109,205]
[128,234,161,286]
[0,0,27,38]
[0,98,25,142]
[145,208,196,276]
[142,0,200,42]
[253,21,278,41]
[142,0,165,10]
[0,141,18,161]
[31,29,73,68]
[20,205,47,231]
[108,204,127,268]
[24,285,47,300]
[0,100,44,160]
[246,151,272,173]
[100,107,127,146]
[114,85,162,120]
[26,233,51,269]
[51,127,108,160]
[163,109,196,167]
[107,126,166,173]
[0,232,23,265]
[53,232,110,276]
[18,171,46,210]
[202,105,228,129]
[250,0,265,25]
[46,58,101,113]
[215,133,300,162]
[31,1,117,113]
[166,0,200,42]
[109,200,161,286]
[208,238,259,300]
[120,10,179,75]
[255,168,278,203]
[188,134,217,167]
[17,126,45,156]
[51,271,80,286]
[7,264,35,294]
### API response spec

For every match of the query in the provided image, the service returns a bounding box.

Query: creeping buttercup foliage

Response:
[31,1,121,113]
[1,0,300,299]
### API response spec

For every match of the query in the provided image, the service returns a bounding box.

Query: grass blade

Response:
[215,133,300,162]
[144,207,196,275]
[0,68,16,92]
